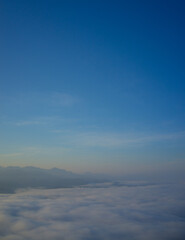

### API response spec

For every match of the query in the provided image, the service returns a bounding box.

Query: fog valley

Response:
[0,177,185,240]
[0,166,185,239]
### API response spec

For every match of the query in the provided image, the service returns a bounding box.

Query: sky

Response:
[1,0,185,175]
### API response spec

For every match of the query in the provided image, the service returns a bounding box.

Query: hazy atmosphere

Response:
[1,0,185,239]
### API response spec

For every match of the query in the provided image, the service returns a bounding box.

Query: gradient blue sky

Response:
[1,0,185,174]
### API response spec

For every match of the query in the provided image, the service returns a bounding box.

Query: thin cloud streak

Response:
[9,116,80,127]
[15,121,43,126]
[0,153,24,158]
[1,91,79,111]
[55,130,185,148]
[51,92,79,107]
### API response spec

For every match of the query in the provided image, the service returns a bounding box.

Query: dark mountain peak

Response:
[0,166,107,193]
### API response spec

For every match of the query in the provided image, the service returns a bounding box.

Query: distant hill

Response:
[0,166,107,193]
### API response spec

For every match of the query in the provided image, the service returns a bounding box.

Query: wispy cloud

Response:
[12,116,71,127]
[0,153,24,157]
[1,91,79,110]
[51,92,79,106]
[15,120,43,126]
[54,130,185,148]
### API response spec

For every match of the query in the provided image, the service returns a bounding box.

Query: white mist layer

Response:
[0,182,185,240]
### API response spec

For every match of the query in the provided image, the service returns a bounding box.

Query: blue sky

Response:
[1,0,185,174]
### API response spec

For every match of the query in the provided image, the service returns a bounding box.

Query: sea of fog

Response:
[0,181,185,240]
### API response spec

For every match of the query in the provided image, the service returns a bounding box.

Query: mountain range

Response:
[0,166,107,193]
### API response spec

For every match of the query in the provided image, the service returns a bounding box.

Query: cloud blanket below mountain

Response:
[0,182,185,240]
